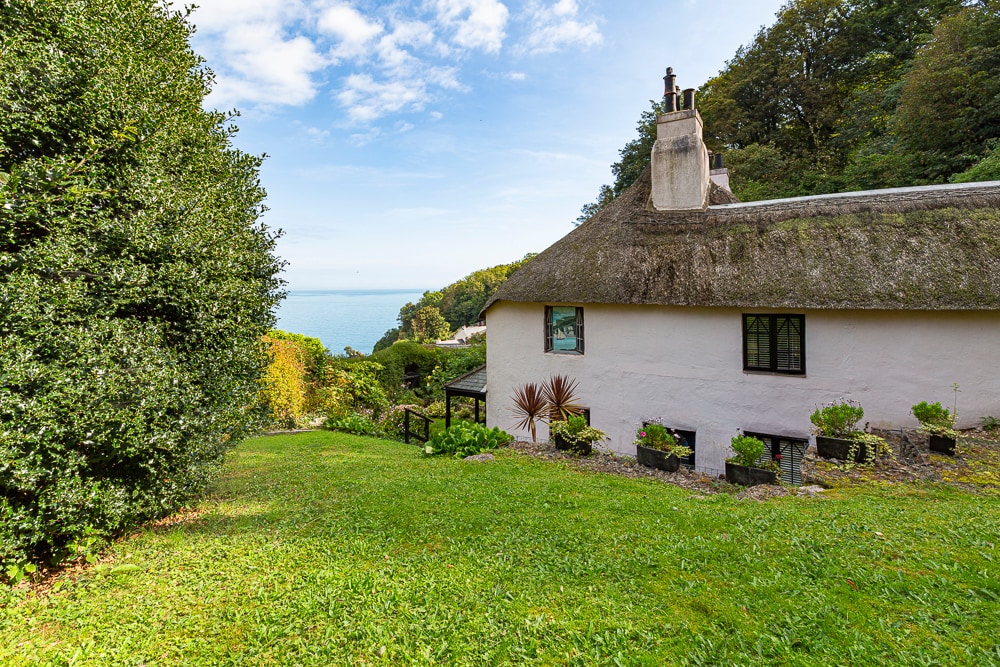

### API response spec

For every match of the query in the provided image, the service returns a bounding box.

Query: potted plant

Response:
[810,399,891,464]
[811,399,869,462]
[634,422,692,472]
[549,414,606,455]
[912,401,958,455]
[725,432,779,486]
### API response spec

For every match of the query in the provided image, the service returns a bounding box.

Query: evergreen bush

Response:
[0,0,283,572]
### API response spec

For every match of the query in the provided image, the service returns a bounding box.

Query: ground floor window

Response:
[743,431,807,485]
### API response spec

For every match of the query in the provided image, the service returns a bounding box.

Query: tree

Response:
[410,306,451,343]
[0,0,284,569]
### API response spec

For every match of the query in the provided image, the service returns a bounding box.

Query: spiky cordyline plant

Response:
[543,374,583,422]
[511,382,548,442]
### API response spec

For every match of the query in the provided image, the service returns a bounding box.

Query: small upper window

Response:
[743,314,804,374]
[545,306,584,354]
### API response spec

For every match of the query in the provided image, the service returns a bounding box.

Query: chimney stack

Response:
[650,67,710,211]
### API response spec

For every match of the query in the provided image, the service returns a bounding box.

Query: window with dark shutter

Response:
[743,314,805,374]
[743,431,808,485]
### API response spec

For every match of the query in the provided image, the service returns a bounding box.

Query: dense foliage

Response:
[422,422,512,458]
[576,0,999,219]
[0,0,283,570]
[378,255,534,350]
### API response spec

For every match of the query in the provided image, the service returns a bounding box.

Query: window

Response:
[743,314,804,374]
[743,431,807,485]
[545,306,584,354]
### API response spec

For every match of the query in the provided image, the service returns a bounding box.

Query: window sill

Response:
[546,350,584,356]
[743,369,806,377]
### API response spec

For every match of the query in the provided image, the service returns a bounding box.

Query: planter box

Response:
[635,444,679,472]
[815,436,869,462]
[553,433,593,456]
[928,434,956,456]
[725,462,778,486]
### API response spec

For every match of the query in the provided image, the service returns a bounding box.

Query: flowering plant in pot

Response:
[725,432,779,486]
[912,401,958,455]
[549,414,606,455]
[634,422,692,472]
[810,399,889,464]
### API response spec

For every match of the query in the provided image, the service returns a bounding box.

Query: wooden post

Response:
[445,392,451,429]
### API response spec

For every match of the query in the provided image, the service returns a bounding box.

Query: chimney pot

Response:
[682,88,695,110]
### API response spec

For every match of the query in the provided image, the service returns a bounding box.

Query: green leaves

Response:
[1,0,283,572]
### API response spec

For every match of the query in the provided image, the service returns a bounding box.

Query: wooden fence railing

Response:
[403,408,431,445]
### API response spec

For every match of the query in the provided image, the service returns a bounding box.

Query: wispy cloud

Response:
[433,0,510,53]
[190,0,599,121]
[520,0,602,54]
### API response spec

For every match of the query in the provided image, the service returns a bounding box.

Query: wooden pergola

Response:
[443,364,487,428]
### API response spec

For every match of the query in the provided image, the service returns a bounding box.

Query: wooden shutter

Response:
[775,316,804,373]
[743,315,771,370]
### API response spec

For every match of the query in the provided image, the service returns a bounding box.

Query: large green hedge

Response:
[0,0,284,569]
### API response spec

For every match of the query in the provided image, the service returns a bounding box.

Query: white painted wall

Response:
[485,302,999,474]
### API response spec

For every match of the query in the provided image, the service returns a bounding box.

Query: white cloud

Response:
[348,127,381,146]
[191,0,595,122]
[520,0,602,54]
[434,0,510,53]
[193,1,325,108]
[429,111,444,120]
[338,74,430,123]
[317,4,384,59]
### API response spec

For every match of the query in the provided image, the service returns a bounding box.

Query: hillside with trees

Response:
[577,0,1000,222]
[374,255,535,351]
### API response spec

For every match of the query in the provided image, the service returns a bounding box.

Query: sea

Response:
[275,289,427,355]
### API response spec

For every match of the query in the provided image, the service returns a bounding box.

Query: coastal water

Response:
[275,289,427,355]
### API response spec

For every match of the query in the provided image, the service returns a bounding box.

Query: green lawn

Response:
[3,431,999,665]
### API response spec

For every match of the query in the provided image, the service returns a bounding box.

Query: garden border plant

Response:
[811,399,891,466]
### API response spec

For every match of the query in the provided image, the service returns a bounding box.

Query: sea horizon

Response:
[275,288,429,355]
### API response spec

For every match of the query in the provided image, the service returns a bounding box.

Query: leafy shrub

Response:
[380,404,424,441]
[634,422,692,459]
[0,0,282,573]
[912,401,957,438]
[327,413,383,437]
[729,433,767,468]
[810,399,865,438]
[550,415,606,454]
[423,423,512,458]
[324,361,389,421]
[982,416,1000,432]
[260,336,308,427]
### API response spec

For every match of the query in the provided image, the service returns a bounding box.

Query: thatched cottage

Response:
[482,72,1000,476]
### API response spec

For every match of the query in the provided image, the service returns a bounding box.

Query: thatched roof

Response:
[485,169,1000,312]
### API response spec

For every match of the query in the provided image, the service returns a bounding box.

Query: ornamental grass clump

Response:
[634,423,693,459]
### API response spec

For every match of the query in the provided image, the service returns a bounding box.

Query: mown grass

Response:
[3,431,999,666]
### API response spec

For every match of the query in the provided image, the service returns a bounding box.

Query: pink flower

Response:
[640,431,646,438]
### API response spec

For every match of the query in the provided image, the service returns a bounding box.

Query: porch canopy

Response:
[443,364,487,428]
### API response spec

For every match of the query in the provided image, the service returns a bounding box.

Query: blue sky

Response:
[189,0,786,290]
